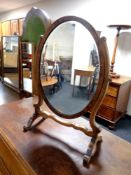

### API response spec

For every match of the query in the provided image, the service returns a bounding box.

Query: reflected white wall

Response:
[41,22,75,61]
[71,23,95,85]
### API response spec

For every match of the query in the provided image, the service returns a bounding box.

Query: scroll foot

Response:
[23,113,45,132]
[83,135,102,165]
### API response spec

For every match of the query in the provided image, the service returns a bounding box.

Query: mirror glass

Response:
[3,36,19,88]
[40,21,100,115]
[21,42,33,93]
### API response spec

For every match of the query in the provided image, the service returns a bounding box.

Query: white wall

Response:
[0,0,131,30]
[0,0,131,114]
[71,22,96,85]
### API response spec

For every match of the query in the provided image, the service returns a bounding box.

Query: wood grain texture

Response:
[0,97,131,175]
[97,75,131,126]
[0,156,11,175]
[0,128,36,175]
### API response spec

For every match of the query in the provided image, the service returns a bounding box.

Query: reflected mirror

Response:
[2,36,20,90]
[40,21,100,115]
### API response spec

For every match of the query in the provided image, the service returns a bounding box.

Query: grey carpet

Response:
[43,81,131,143]
[96,116,131,143]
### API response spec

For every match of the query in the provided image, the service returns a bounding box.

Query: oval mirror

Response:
[38,16,104,118]
[24,16,109,164]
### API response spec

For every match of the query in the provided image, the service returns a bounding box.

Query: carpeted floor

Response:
[96,116,131,143]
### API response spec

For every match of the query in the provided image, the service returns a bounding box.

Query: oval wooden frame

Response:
[24,16,110,164]
[35,16,110,120]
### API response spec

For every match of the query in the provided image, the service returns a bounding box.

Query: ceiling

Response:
[0,0,41,14]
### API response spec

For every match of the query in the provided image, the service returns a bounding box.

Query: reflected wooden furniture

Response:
[41,76,58,94]
[72,67,95,96]
[41,76,58,87]
[97,75,131,128]
[0,97,131,175]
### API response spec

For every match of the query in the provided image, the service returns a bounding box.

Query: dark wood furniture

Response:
[97,75,131,128]
[0,97,131,175]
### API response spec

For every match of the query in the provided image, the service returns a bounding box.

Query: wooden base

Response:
[83,135,102,165]
[23,109,101,165]
[0,98,131,175]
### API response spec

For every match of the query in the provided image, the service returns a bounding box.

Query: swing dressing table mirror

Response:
[24,16,110,164]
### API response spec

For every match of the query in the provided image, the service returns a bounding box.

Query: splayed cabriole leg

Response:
[23,112,45,132]
[83,135,102,165]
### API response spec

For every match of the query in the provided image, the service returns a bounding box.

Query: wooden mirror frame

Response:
[24,16,110,164]
[1,35,22,92]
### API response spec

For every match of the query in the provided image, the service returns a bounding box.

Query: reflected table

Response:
[41,76,58,87]
[72,66,95,96]
[41,76,58,94]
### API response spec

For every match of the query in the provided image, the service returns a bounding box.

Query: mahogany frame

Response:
[23,16,110,165]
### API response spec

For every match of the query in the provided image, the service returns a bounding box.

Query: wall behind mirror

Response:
[2,36,21,91]
[41,21,100,115]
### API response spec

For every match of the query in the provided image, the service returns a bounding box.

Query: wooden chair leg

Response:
[72,74,76,96]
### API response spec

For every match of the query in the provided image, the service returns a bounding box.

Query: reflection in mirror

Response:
[3,36,19,89]
[21,42,34,93]
[40,21,100,115]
